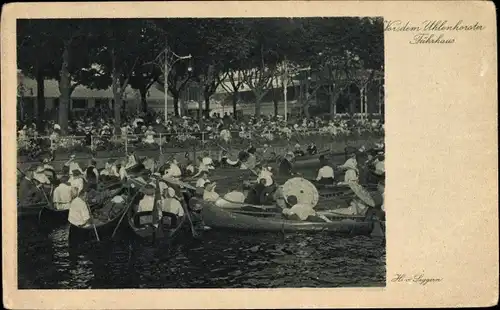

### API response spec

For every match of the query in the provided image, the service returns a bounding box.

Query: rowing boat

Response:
[201,201,380,235]
[68,189,130,242]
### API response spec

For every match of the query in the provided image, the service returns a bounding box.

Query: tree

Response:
[89,19,151,130]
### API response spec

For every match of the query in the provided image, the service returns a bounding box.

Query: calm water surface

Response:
[18,217,385,289]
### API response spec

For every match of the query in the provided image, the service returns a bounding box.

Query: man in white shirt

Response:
[161,187,185,217]
[68,187,91,227]
[316,155,335,184]
[137,184,157,213]
[53,176,72,210]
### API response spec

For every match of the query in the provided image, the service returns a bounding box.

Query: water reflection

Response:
[19,219,385,289]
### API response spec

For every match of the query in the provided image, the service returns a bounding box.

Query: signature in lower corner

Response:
[391,273,443,285]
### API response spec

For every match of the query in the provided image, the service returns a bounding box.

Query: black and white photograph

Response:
[16,17,386,289]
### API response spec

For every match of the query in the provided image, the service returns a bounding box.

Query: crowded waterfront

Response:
[16,17,385,288]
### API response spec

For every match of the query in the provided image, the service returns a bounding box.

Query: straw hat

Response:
[70,154,76,159]
[166,187,176,198]
[295,143,301,148]
[54,124,61,130]
[143,184,156,196]
[348,182,375,207]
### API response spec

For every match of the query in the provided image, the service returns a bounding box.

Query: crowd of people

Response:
[18,132,385,228]
[17,111,384,158]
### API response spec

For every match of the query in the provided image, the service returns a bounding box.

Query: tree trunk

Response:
[172,95,180,117]
[273,98,278,117]
[36,66,45,131]
[232,92,238,118]
[254,93,262,117]
[58,41,71,134]
[204,91,211,117]
[139,86,148,112]
[330,92,340,121]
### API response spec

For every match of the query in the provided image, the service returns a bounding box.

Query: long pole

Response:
[283,60,288,122]
[164,41,169,124]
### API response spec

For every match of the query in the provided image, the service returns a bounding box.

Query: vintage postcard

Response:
[1,1,498,309]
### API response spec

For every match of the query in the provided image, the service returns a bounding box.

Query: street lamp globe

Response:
[187,66,193,72]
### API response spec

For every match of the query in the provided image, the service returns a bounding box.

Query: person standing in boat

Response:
[137,184,161,216]
[68,186,92,228]
[160,187,185,226]
[52,175,72,210]
[315,155,335,185]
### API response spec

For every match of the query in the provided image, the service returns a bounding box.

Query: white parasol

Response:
[282,177,319,208]
[348,182,375,207]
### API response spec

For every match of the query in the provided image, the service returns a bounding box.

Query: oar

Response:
[111,190,139,239]
[179,197,199,239]
[84,196,100,242]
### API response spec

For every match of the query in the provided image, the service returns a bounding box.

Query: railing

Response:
[17,124,384,161]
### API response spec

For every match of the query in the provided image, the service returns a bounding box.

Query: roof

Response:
[17,73,170,100]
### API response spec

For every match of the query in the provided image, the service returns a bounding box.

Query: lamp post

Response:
[281,59,310,122]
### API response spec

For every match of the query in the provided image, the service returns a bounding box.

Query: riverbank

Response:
[17,138,377,171]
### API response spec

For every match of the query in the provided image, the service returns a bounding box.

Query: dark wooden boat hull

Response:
[68,211,127,243]
[202,201,375,235]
